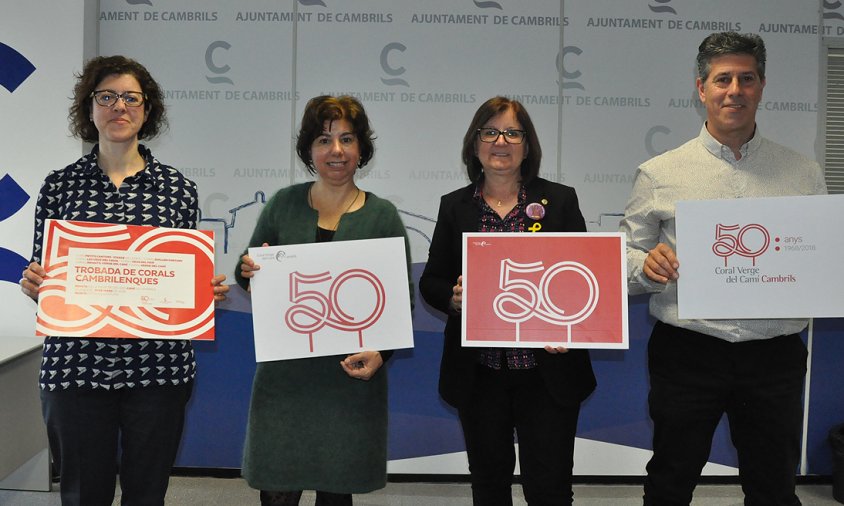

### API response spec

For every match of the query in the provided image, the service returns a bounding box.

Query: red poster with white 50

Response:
[462,233,628,349]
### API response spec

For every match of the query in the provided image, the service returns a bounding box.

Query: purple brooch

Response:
[526,202,546,220]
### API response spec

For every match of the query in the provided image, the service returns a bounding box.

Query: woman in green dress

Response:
[235,95,412,506]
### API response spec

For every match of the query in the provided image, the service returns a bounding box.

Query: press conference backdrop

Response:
[0,2,84,336]
[2,0,843,476]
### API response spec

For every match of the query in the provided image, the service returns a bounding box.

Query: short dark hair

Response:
[461,96,541,184]
[697,32,766,81]
[296,95,375,174]
[69,55,167,142]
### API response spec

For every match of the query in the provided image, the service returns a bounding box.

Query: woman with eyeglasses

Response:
[419,96,596,506]
[19,55,229,506]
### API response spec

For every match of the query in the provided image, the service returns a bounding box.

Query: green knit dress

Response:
[235,182,412,493]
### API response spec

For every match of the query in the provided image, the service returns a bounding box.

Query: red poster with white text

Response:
[36,219,215,340]
[462,233,628,349]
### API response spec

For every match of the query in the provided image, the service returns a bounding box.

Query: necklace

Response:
[309,185,361,231]
[485,187,518,209]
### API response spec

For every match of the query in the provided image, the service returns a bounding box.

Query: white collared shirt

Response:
[620,125,827,342]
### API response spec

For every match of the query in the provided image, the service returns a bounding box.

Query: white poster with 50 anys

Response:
[677,195,844,319]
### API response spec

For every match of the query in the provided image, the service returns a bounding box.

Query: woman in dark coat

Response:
[419,96,596,506]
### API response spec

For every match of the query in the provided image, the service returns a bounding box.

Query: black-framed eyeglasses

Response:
[477,128,526,144]
[91,90,146,108]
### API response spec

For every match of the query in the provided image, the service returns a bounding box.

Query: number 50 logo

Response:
[492,259,599,343]
[711,223,770,266]
[285,269,386,353]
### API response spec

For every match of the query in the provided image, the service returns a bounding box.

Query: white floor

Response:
[388,439,737,476]
[0,478,839,506]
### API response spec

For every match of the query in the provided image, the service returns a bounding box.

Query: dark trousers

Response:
[457,365,580,506]
[41,382,193,506]
[644,322,806,506]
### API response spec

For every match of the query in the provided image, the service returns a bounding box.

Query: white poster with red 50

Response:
[248,237,414,362]
[462,232,628,350]
[676,194,844,319]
